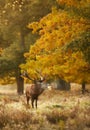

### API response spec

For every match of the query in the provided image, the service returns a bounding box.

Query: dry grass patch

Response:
[0,84,90,130]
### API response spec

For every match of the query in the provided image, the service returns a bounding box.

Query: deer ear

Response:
[21,71,27,77]
[40,76,44,80]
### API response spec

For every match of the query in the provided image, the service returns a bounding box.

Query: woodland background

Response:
[0,0,90,129]
[0,0,90,93]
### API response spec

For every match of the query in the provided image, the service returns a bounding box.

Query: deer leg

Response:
[27,96,30,105]
[31,98,34,108]
[35,98,38,109]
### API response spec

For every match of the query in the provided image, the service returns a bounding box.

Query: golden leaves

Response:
[28,22,39,34]
[57,0,89,8]
[21,3,90,83]
[0,48,3,55]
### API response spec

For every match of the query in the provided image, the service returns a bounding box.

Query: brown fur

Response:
[26,83,44,108]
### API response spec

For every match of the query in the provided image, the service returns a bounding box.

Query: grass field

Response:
[0,84,90,130]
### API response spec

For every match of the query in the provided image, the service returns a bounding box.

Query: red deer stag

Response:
[22,71,46,108]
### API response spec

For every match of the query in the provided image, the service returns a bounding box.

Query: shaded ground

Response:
[0,84,90,130]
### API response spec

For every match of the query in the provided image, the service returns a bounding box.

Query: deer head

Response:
[21,70,46,83]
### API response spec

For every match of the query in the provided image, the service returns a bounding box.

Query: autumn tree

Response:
[0,0,56,94]
[21,0,90,92]
[57,0,90,93]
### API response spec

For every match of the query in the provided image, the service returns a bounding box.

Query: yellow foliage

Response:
[57,0,90,8]
[0,77,15,85]
[28,22,39,33]
[0,48,3,55]
[20,4,90,84]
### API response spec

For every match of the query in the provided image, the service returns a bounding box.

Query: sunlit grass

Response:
[0,84,90,130]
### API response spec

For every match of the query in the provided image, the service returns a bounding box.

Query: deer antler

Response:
[21,71,35,82]
[21,70,47,83]
[35,69,46,82]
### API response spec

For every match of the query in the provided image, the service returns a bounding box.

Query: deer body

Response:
[26,82,44,108]
[22,71,46,108]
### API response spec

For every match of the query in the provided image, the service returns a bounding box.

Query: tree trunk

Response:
[82,82,86,94]
[16,76,24,94]
[56,78,71,90]
[20,29,25,49]
[15,30,25,95]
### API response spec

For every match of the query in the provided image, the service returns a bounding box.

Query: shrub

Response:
[44,110,68,124]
